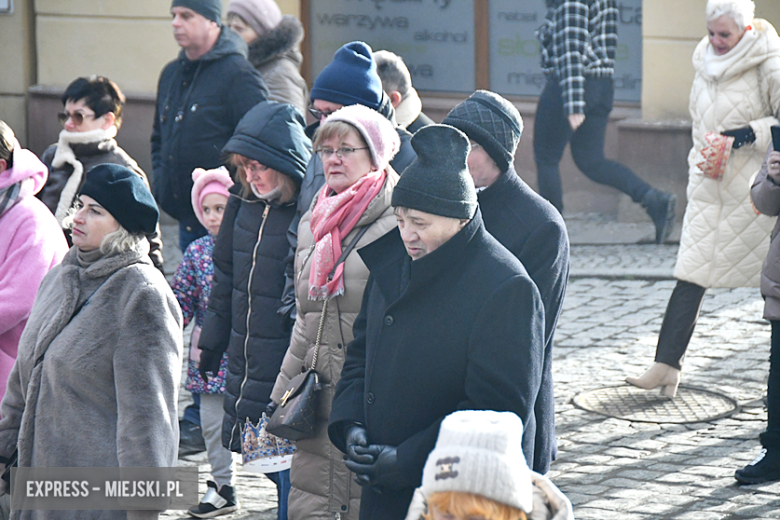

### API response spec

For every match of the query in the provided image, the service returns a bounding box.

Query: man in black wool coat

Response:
[443,90,570,474]
[328,124,546,520]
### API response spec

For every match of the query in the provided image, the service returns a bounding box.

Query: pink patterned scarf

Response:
[308,170,386,300]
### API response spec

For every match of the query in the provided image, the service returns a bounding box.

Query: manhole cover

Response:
[572,385,740,423]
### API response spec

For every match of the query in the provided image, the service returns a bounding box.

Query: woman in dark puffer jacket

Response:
[198,101,311,520]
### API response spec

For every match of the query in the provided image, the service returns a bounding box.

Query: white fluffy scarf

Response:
[51,126,117,223]
[704,26,760,80]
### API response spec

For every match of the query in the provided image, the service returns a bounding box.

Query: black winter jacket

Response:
[478,166,569,474]
[151,27,268,226]
[329,211,546,520]
[199,188,296,452]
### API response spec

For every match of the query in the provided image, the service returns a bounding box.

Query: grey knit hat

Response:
[442,90,524,173]
[420,410,533,514]
[392,124,477,220]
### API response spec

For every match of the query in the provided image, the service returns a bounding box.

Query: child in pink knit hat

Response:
[171,166,240,518]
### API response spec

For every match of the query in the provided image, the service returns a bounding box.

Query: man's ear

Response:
[388,90,403,109]
[0,159,7,173]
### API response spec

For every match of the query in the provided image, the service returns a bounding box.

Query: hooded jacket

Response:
[0,146,68,405]
[198,101,311,453]
[674,19,780,288]
[328,211,545,520]
[151,27,269,227]
[247,15,308,115]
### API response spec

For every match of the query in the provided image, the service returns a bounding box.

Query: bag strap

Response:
[310,225,370,371]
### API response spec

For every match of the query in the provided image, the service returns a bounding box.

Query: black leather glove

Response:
[344,425,371,463]
[265,401,278,417]
[721,126,756,149]
[344,444,403,488]
[198,349,222,382]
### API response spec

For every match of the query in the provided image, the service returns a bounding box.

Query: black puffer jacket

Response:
[198,101,311,453]
[199,189,296,452]
[151,27,268,227]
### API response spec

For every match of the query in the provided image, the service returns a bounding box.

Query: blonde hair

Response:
[228,154,298,204]
[706,0,755,29]
[62,204,145,254]
[424,492,527,520]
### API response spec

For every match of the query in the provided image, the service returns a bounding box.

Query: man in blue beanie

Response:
[152,0,269,460]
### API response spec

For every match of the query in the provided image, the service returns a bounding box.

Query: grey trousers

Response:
[655,280,708,370]
[200,393,236,488]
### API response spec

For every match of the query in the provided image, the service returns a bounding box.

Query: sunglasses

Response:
[57,111,97,126]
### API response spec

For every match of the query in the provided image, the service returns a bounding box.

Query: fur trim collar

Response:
[248,15,304,69]
[51,127,117,224]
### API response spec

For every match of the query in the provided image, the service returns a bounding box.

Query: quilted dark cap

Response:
[392,124,477,220]
[442,90,524,173]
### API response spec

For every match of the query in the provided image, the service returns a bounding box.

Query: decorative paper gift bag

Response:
[697,131,734,180]
[241,414,296,474]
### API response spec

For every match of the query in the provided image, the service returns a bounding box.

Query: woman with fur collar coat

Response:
[0,164,182,520]
[38,76,165,271]
[227,0,308,115]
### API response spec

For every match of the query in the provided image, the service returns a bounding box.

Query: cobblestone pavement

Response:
[161,223,779,519]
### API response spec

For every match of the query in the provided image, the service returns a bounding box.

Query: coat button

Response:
[337,343,343,349]
[341,505,347,511]
[185,226,192,232]
[366,392,375,405]
[383,315,394,326]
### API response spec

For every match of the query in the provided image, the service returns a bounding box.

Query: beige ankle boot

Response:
[626,362,681,397]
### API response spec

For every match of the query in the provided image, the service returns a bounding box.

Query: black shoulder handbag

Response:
[267,226,370,441]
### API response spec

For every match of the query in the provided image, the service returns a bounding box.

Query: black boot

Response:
[735,448,780,484]
[179,420,206,457]
[641,188,677,244]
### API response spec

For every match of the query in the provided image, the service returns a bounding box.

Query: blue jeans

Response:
[182,393,201,426]
[533,75,652,212]
[265,470,290,520]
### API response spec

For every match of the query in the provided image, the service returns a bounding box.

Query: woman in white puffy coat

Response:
[627,0,780,396]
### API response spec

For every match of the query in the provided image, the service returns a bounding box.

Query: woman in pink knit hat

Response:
[170,166,236,518]
[268,104,400,520]
[227,0,308,114]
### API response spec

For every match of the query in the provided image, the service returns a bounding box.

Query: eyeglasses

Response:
[308,107,337,120]
[57,111,97,126]
[315,147,369,160]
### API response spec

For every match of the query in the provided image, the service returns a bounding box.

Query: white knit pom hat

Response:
[420,410,533,514]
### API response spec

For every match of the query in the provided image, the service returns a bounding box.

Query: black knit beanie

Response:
[79,164,159,234]
[442,90,524,173]
[171,0,222,24]
[392,124,477,220]
[309,42,383,111]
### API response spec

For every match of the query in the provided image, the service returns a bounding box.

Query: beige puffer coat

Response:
[674,19,780,288]
[270,171,399,520]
